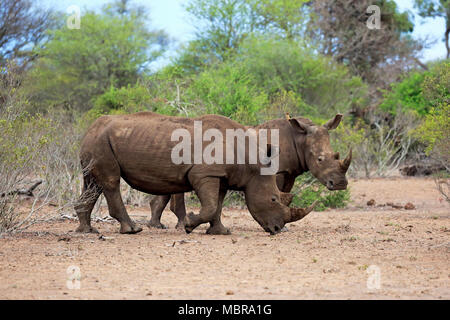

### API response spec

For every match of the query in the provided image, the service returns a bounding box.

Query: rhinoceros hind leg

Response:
[148,195,170,229]
[74,174,102,234]
[171,193,187,230]
[103,187,142,234]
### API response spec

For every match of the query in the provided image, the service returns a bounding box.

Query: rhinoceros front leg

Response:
[277,173,296,233]
[184,177,229,234]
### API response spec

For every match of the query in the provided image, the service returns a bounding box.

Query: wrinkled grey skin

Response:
[148,114,352,232]
[74,112,323,235]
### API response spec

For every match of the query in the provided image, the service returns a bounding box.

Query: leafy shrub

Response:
[1,63,87,233]
[380,60,450,116]
[331,110,420,178]
[80,84,156,128]
[415,103,450,160]
[27,7,168,113]
[290,173,350,211]
[145,36,367,124]
[380,71,427,115]
[93,85,153,114]
[0,108,79,233]
[187,62,268,125]
[415,60,450,167]
[236,37,367,119]
[414,101,450,203]
[145,66,199,116]
[421,61,450,109]
[259,90,314,121]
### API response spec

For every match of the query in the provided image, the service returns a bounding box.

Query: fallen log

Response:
[0,180,43,198]
[400,164,446,176]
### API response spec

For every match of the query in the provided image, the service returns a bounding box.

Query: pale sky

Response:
[39,0,447,67]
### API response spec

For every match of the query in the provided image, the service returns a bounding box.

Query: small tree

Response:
[414,61,450,202]
[0,62,86,233]
[308,0,422,95]
[27,1,169,112]
[0,0,55,68]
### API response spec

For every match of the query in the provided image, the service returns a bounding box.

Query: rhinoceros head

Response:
[289,114,352,190]
[244,174,319,235]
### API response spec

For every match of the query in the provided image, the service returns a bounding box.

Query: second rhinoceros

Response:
[148,114,352,232]
[75,112,317,235]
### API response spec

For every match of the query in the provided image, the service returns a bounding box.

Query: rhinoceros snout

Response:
[326,178,348,190]
[264,224,283,235]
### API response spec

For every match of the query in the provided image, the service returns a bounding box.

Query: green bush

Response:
[80,84,155,127]
[380,60,450,116]
[0,112,53,169]
[421,61,450,108]
[290,173,351,211]
[415,102,450,164]
[187,62,268,125]
[146,36,367,124]
[26,6,168,113]
[93,85,153,114]
[236,37,367,119]
[330,110,419,178]
[380,71,427,115]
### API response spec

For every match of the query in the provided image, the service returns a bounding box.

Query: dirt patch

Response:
[0,177,448,299]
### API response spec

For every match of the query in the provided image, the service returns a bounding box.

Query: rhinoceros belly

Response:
[107,121,193,195]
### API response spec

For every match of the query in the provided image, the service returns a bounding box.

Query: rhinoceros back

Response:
[80,112,247,194]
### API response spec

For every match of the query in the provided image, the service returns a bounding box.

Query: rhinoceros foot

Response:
[146,221,168,229]
[119,223,143,234]
[75,225,99,234]
[175,221,185,231]
[206,224,231,235]
[184,212,197,234]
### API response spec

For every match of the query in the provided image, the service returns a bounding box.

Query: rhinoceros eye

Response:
[271,195,277,202]
[318,155,325,162]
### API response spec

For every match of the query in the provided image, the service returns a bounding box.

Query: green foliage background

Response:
[1,0,449,217]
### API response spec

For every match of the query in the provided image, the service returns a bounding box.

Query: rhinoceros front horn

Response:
[340,148,352,172]
[285,200,319,223]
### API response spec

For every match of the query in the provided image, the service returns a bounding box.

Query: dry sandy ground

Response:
[0,177,448,300]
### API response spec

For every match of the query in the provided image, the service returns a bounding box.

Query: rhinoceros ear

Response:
[323,114,343,130]
[289,118,312,134]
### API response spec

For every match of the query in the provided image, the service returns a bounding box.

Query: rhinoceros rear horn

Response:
[340,148,352,172]
[280,192,294,206]
[285,200,319,223]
